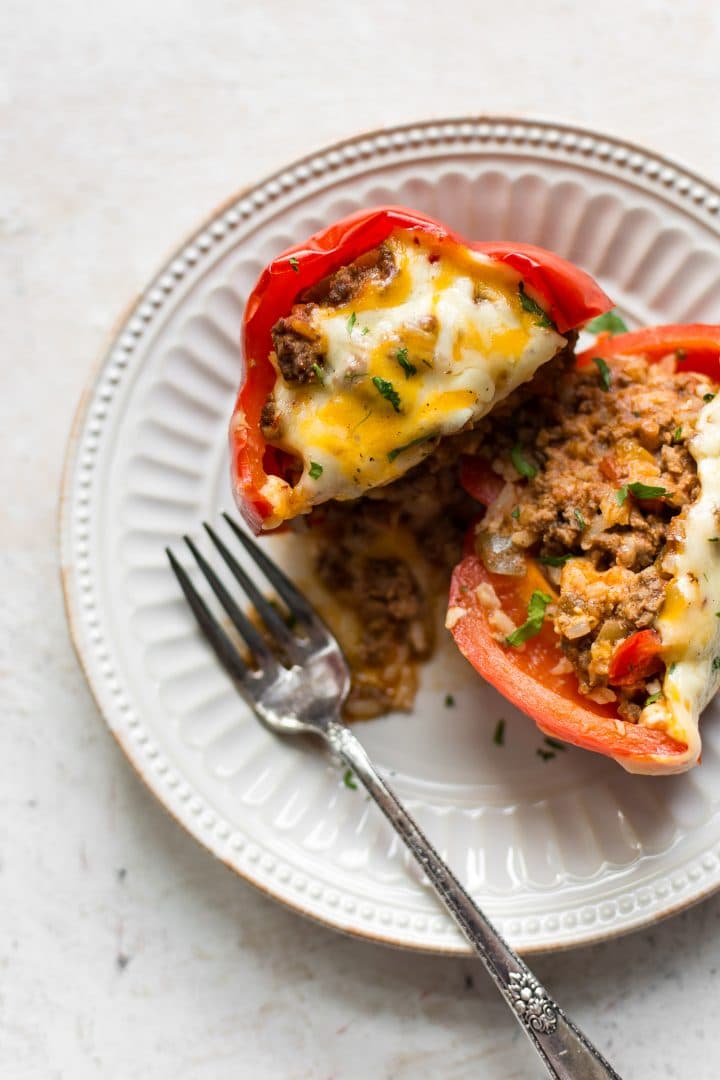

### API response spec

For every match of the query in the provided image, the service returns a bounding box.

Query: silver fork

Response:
[167,513,621,1080]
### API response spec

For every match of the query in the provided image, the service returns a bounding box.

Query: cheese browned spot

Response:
[258,229,567,527]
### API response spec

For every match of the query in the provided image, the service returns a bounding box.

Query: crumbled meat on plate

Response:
[305,453,478,719]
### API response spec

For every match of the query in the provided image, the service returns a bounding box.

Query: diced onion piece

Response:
[564,616,593,640]
[476,529,527,577]
[445,606,467,630]
[587,687,617,704]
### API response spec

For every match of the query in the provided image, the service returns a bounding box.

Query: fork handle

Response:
[326,722,621,1080]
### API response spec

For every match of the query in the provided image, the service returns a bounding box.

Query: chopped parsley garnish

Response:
[361,326,370,336]
[668,662,677,675]
[387,434,433,462]
[444,693,455,707]
[544,736,567,751]
[645,691,662,706]
[709,537,720,543]
[713,657,720,673]
[574,508,586,529]
[343,769,358,790]
[518,283,555,328]
[704,392,716,402]
[536,748,556,761]
[593,356,612,391]
[311,363,325,384]
[347,312,357,335]
[506,591,552,647]
[493,719,505,746]
[672,426,683,443]
[585,310,629,335]
[395,346,417,378]
[518,283,556,328]
[372,376,402,413]
[616,481,669,505]
[288,256,299,272]
[539,554,575,567]
[511,506,520,520]
[308,461,323,479]
[511,443,537,479]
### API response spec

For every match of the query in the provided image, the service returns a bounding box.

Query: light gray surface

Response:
[4,1,720,1076]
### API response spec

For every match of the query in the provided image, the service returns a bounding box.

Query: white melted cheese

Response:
[632,395,720,774]
[261,231,565,526]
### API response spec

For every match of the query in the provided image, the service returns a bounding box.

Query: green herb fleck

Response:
[361,325,370,336]
[372,376,402,413]
[343,769,358,790]
[444,693,455,708]
[387,434,433,463]
[311,363,325,384]
[288,256,299,272]
[704,392,716,403]
[709,537,720,543]
[511,506,520,521]
[536,748,556,761]
[347,312,357,335]
[713,657,720,673]
[539,553,575,567]
[574,508,586,529]
[593,356,613,391]
[506,590,552,647]
[585,310,629,335]
[544,736,567,751]
[493,719,505,746]
[308,461,323,480]
[645,691,662,706]
[672,426,683,444]
[616,481,670,505]
[668,662,677,675]
[518,283,555,329]
[511,443,537,479]
[395,346,417,378]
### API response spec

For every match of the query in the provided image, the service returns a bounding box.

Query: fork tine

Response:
[182,536,279,672]
[203,522,300,652]
[166,547,250,684]
[221,513,318,624]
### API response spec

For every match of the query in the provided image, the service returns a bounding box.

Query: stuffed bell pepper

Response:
[447,325,720,774]
[229,206,612,531]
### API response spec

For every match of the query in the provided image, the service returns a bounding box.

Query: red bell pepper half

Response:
[450,323,720,771]
[230,205,613,531]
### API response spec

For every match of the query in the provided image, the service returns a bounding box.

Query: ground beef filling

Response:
[268,245,396,391]
[472,350,715,719]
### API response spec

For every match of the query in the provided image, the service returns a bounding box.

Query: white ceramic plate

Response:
[61,118,720,954]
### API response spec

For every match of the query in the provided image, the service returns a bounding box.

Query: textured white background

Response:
[4,1,720,1077]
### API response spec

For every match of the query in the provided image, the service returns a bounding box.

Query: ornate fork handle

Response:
[327,722,621,1080]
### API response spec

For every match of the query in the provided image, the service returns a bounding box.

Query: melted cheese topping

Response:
[261,231,565,526]
[639,395,720,773]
